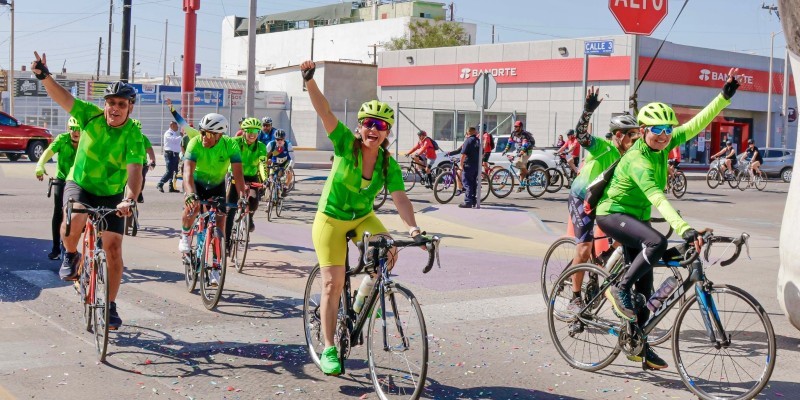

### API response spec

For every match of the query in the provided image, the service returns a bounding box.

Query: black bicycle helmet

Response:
[274,129,286,139]
[609,114,639,132]
[103,81,137,103]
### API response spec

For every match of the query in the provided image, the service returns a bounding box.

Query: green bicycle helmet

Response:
[637,102,678,126]
[131,119,142,129]
[67,117,80,129]
[240,117,261,131]
[357,100,394,127]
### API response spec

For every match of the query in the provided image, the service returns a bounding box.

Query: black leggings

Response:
[51,180,66,252]
[597,213,668,325]
[224,176,260,241]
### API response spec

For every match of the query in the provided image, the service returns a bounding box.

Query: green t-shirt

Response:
[46,132,79,180]
[142,135,152,149]
[67,99,146,196]
[569,137,620,199]
[230,136,266,177]
[318,121,405,220]
[185,135,242,189]
[596,94,731,235]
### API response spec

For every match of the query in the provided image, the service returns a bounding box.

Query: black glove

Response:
[33,59,51,80]
[681,228,700,243]
[301,65,315,82]
[722,76,740,100]
[584,88,602,113]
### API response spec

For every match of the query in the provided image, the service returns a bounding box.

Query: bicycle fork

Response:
[694,283,730,348]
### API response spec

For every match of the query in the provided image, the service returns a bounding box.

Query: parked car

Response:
[0,111,53,162]
[488,135,558,170]
[737,147,793,182]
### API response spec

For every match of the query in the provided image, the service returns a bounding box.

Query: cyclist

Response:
[404,130,437,188]
[131,119,157,203]
[667,145,681,182]
[35,117,81,260]
[31,51,144,331]
[502,121,535,190]
[556,130,580,176]
[597,68,740,370]
[265,129,293,197]
[742,139,763,177]
[710,140,737,178]
[301,60,426,376]
[180,113,247,286]
[224,117,266,246]
[565,87,639,313]
[482,127,495,170]
[258,117,277,147]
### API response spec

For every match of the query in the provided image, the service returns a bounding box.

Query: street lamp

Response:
[767,30,783,148]
[0,0,14,116]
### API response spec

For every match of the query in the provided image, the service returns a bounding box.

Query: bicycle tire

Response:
[275,184,284,218]
[526,166,549,198]
[184,229,198,292]
[93,251,110,361]
[80,256,92,332]
[480,172,490,202]
[737,171,750,191]
[266,186,274,222]
[671,171,687,198]
[547,263,620,372]
[367,282,428,400]
[489,168,514,198]
[130,211,138,237]
[755,170,767,191]
[199,228,227,310]
[545,168,564,193]
[672,284,776,400]
[233,212,250,273]
[374,187,388,210]
[540,237,578,305]
[727,170,740,189]
[433,171,456,204]
[645,265,684,346]
[402,166,416,192]
[302,265,327,371]
[286,167,296,192]
[706,169,721,189]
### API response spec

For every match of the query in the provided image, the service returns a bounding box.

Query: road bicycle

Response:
[66,199,128,361]
[432,155,490,204]
[706,158,745,189]
[303,231,441,400]
[229,181,264,273]
[666,164,687,198]
[540,217,677,345]
[545,153,577,193]
[264,166,287,221]
[547,232,776,400]
[737,162,768,192]
[401,157,444,192]
[489,154,548,198]
[183,197,236,310]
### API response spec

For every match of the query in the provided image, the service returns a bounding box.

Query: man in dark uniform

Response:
[459,126,481,208]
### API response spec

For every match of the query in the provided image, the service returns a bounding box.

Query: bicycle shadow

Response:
[122,267,186,284]
[215,288,303,319]
[129,224,181,239]
[422,377,583,399]
[248,242,314,254]
[237,260,312,279]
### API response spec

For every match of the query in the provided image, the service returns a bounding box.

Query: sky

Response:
[0,0,787,79]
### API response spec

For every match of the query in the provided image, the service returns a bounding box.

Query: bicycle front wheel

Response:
[489,168,514,198]
[232,212,250,273]
[526,167,549,198]
[706,169,721,189]
[92,251,110,361]
[265,187,275,222]
[672,284,776,400]
[402,166,416,192]
[727,170,740,189]
[302,265,326,370]
[367,283,428,400]
[275,186,284,218]
[671,171,687,198]
[433,172,456,204]
[183,231,198,292]
[545,168,564,193]
[547,263,621,371]
[374,187,388,210]
[754,170,767,191]
[540,237,577,305]
[480,172,490,201]
[199,228,227,310]
[79,256,92,332]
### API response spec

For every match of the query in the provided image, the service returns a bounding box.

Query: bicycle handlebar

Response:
[703,232,750,267]
[65,198,135,237]
[355,231,442,275]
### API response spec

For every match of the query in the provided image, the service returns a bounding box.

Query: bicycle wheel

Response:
[184,230,198,292]
[199,228,227,310]
[130,208,138,237]
[79,256,92,332]
[433,171,456,204]
[402,166,416,192]
[545,168,564,193]
[646,266,684,346]
[92,251,110,361]
[489,168,514,198]
[727,170,740,189]
[540,237,578,305]
[232,212,250,273]
[275,185,284,218]
[548,263,620,372]
[265,186,274,222]
[737,171,750,191]
[367,282,428,400]
[672,285,776,400]
[285,167,296,192]
[480,172,490,201]
[706,169,721,189]
[374,187,388,210]
[303,265,327,370]
[526,166,549,198]
[671,171,687,198]
[755,170,767,191]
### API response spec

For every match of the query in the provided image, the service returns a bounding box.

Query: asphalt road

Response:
[0,159,797,400]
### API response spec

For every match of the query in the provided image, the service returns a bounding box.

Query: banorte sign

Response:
[458,66,518,80]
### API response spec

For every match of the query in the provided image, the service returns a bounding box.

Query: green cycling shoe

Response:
[321,346,341,376]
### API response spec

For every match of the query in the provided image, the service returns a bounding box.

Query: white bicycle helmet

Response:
[199,113,229,134]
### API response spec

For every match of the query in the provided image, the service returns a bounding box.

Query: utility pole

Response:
[762,3,780,147]
[131,24,136,83]
[120,0,132,82]
[96,37,102,79]
[782,49,790,147]
[0,0,15,115]
[491,25,495,44]
[449,2,454,21]
[162,19,168,85]
[107,0,113,77]
[245,0,256,116]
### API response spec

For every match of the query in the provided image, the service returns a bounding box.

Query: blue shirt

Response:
[461,135,481,170]
[266,140,292,164]
[258,127,276,147]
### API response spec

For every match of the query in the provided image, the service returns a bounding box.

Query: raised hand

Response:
[722,67,740,100]
[584,86,603,113]
[31,51,51,80]
[300,60,316,82]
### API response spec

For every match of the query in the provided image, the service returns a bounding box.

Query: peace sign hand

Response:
[31,51,52,80]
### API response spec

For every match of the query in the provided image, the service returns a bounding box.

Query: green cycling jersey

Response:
[570,136,620,199]
[184,135,242,189]
[43,133,79,180]
[596,94,731,235]
[230,136,267,177]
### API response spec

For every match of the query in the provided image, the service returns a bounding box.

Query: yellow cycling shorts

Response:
[312,211,389,267]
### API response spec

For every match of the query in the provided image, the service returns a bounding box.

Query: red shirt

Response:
[410,137,437,159]
[669,147,681,162]
[483,133,493,153]
[559,137,580,156]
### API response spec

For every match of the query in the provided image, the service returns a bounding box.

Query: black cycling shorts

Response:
[63,181,125,235]
[195,181,226,200]
[567,194,594,243]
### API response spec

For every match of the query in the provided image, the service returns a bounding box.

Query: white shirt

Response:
[163,129,182,152]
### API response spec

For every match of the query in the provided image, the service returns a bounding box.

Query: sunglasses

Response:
[360,117,390,131]
[200,130,223,137]
[244,128,260,135]
[648,125,673,135]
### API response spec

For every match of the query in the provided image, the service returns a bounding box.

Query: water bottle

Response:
[196,230,205,257]
[646,276,679,312]
[353,275,376,314]
[604,246,624,268]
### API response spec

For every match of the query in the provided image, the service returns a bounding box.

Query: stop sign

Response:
[609,0,668,36]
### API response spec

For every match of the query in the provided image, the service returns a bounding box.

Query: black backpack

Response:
[429,138,441,151]
[582,159,619,216]
[486,133,495,149]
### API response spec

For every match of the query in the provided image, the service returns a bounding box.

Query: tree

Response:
[384,19,469,51]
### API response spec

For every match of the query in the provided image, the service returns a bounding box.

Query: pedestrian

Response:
[158,118,181,193]
[482,127,495,170]
[459,126,481,208]
[556,134,565,147]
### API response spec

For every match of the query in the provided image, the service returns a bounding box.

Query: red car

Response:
[0,111,53,162]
